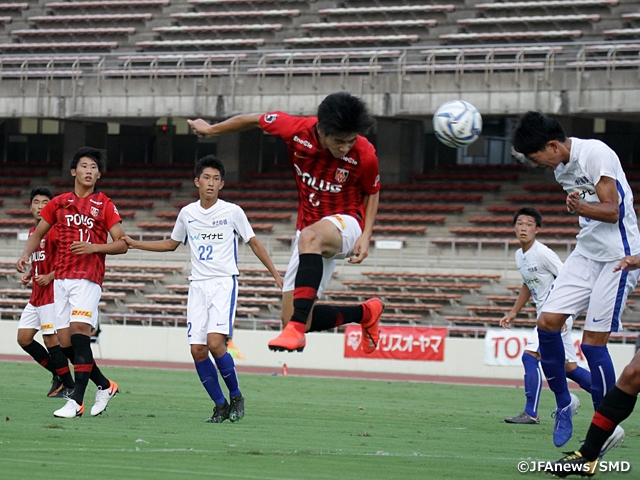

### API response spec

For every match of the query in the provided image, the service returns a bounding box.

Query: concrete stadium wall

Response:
[2,69,640,120]
[1,321,635,381]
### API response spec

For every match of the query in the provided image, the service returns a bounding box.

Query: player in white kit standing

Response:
[501,207,591,425]
[125,155,283,423]
[512,112,640,448]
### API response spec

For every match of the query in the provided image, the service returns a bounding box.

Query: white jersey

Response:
[171,199,255,281]
[515,240,563,314]
[554,137,640,261]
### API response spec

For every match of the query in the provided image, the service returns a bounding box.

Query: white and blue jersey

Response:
[515,240,563,316]
[554,138,640,262]
[171,199,255,281]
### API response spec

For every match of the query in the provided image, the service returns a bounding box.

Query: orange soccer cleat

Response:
[268,321,306,352]
[361,298,385,354]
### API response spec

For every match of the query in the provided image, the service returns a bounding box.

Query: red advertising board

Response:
[344,325,446,361]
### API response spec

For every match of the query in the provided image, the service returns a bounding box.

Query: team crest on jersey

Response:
[264,114,278,123]
[335,168,349,183]
[90,206,100,217]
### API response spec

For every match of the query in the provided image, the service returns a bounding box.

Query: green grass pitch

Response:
[1,361,639,479]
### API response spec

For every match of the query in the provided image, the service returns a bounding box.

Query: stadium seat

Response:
[457,14,600,25]
[382,193,482,203]
[100,190,171,198]
[378,204,464,214]
[301,20,437,30]
[384,183,500,192]
[112,200,154,209]
[52,179,183,189]
[361,271,501,283]
[375,214,446,224]
[341,280,484,293]
[467,216,577,226]
[284,35,419,46]
[102,282,146,295]
[0,16,10,24]
[450,227,580,237]
[325,290,462,307]
[0,42,117,51]
[505,194,565,203]
[373,225,426,235]
[410,173,519,181]
[155,24,282,34]
[171,9,299,19]
[486,205,571,215]
[318,5,455,15]
[46,0,169,8]
[12,27,136,36]
[137,39,265,49]
[29,13,153,22]
[475,0,618,9]
[440,31,582,42]
[137,221,274,232]
[107,264,183,274]
[0,3,28,10]
[0,189,22,197]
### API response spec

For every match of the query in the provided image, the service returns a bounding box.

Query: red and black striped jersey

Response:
[40,191,122,286]
[259,112,380,231]
[28,224,57,307]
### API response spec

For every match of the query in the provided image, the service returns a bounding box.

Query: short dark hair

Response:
[70,146,106,172]
[195,154,225,180]
[30,186,54,203]
[512,111,567,157]
[317,92,373,136]
[513,207,542,228]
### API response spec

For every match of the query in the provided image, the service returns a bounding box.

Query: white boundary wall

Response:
[1,321,636,380]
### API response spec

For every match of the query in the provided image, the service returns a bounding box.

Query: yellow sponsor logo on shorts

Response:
[331,215,346,230]
[71,309,92,318]
[41,323,54,330]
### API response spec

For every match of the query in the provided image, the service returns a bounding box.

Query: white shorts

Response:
[18,302,56,335]
[187,277,238,345]
[54,278,102,330]
[282,214,363,298]
[541,251,640,333]
[525,319,578,364]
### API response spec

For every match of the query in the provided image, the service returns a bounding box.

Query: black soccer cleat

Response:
[549,451,597,478]
[228,395,245,423]
[47,375,64,398]
[206,401,230,424]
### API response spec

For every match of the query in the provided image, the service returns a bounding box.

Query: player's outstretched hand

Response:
[123,235,137,249]
[16,256,29,273]
[499,314,513,329]
[70,241,95,255]
[348,236,370,264]
[566,191,581,214]
[187,118,213,137]
[614,255,640,272]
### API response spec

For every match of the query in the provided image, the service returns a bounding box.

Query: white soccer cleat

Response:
[600,425,625,458]
[91,380,119,416]
[569,393,581,416]
[54,398,84,418]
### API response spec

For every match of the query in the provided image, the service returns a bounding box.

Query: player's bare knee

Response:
[537,313,565,332]
[42,334,59,349]
[16,330,34,347]
[190,344,209,363]
[297,228,323,253]
[619,359,640,394]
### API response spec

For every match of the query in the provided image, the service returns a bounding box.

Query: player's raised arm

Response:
[188,113,263,137]
[17,219,52,272]
[124,235,181,253]
[247,237,284,289]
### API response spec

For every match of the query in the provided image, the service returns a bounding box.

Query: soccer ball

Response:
[433,100,482,148]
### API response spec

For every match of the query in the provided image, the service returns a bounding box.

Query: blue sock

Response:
[581,344,616,411]
[522,352,542,418]
[538,328,571,409]
[214,352,241,398]
[195,358,226,405]
[566,366,592,394]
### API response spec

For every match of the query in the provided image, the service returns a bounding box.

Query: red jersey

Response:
[259,112,381,230]
[40,191,122,286]
[28,225,57,307]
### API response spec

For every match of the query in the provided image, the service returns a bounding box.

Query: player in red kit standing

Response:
[188,92,384,353]
[17,147,128,418]
[17,187,75,398]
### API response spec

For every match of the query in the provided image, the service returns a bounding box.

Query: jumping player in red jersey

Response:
[188,92,385,353]
[17,147,128,418]
[17,187,74,398]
